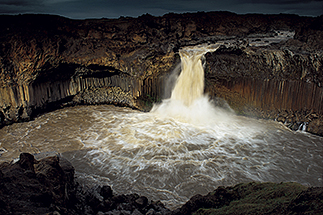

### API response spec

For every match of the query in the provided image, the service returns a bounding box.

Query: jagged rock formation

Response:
[0,12,322,134]
[0,153,76,214]
[0,153,171,214]
[1,153,322,215]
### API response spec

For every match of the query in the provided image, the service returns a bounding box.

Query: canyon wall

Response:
[205,43,323,135]
[0,12,322,134]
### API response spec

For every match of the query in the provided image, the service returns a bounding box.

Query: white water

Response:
[152,44,228,125]
[0,45,322,209]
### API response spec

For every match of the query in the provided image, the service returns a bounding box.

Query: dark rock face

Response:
[0,12,322,135]
[0,153,75,214]
[205,42,323,135]
[0,153,171,215]
[1,153,322,215]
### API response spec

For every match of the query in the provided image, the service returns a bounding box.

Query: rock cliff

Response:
[0,12,322,135]
[205,41,323,135]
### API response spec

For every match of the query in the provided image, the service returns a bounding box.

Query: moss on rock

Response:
[173,182,323,215]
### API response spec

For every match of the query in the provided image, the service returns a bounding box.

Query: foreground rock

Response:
[1,153,322,215]
[0,153,170,215]
[0,153,76,214]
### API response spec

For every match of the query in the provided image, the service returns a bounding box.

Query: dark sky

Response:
[0,0,322,19]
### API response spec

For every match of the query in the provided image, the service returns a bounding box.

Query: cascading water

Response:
[0,44,322,209]
[151,44,230,125]
[170,48,206,105]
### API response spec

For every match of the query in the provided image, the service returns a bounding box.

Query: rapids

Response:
[0,44,322,209]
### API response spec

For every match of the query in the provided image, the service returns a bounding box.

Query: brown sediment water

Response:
[0,44,322,209]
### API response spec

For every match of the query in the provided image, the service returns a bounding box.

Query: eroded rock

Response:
[0,153,171,215]
[0,153,75,214]
[0,12,323,136]
[1,153,322,215]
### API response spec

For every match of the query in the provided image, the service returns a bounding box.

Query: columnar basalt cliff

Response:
[205,42,323,135]
[0,12,322,134]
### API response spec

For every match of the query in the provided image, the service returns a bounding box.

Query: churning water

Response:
[0,45,322,209]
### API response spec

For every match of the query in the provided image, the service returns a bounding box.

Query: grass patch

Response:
[194,182,308,215]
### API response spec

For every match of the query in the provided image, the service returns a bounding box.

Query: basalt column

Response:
[205,46,323,135]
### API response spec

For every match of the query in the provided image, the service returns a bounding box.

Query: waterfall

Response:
[170,45,221,105]
[170,50,206,106]
[298,122,308,132]
[2,43,322,210]
[150,44,230,125]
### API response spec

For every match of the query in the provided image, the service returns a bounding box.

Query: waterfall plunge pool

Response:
[0,43,322,208]
[0,104,322,209]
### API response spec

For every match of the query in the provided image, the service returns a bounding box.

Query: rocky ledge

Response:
[0,153,170,215]
[0,153,322,215]
[0,12,323,135]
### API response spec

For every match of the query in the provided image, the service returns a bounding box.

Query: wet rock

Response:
[34,155,70,206]
[1,154,322,215]
[17,152,38,171]
[308,118,323,136]
[0,153,76,214]
[132,209,144,215]
[0,153,172,214]
[69,180,170,215]
[135,196,148,208]
[100,185,113,199]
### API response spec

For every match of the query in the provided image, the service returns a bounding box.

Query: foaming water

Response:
[0,105,322,208]
[0,44,322,208]
[170,44,221,106]
[151,44,257,139]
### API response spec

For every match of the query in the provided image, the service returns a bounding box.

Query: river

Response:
[0,44,322,209]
